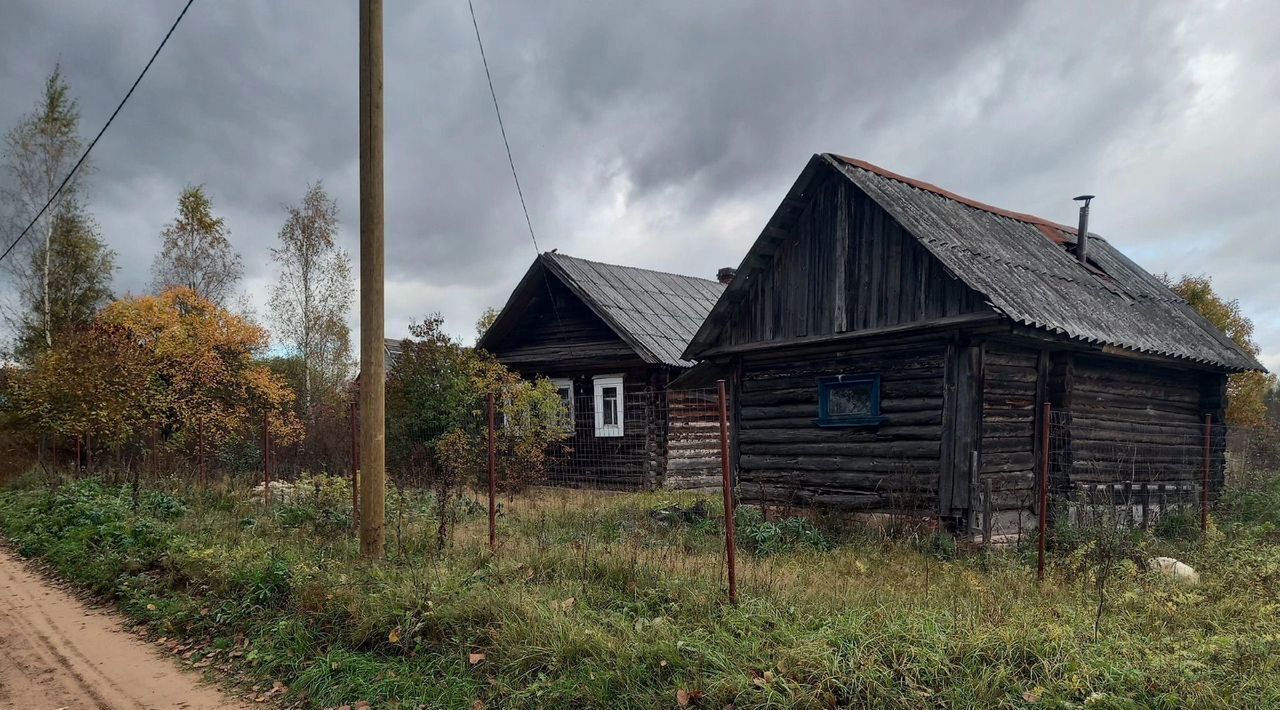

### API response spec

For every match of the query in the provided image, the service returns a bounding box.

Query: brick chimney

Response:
[716,267,736,285]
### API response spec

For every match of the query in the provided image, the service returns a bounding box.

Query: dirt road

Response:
[0,547,251,710]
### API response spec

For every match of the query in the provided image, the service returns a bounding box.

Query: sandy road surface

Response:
[0,547,251,710]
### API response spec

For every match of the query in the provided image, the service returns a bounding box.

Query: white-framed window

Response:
[550,377,575,427]
[592,374,624,437]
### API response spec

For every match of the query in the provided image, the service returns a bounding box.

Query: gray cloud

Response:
[0,0,1275,369]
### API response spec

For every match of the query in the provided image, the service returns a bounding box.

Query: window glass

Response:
[602,386,618,425]
[550,378,574,426]
[817,374,884,427]
[827,383,872,417]
[592,375,625,437]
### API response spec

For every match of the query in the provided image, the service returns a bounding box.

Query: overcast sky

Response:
[0,0,1276,370]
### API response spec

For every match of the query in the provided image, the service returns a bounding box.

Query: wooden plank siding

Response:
[486,275,646,374]
[722,176,988,349]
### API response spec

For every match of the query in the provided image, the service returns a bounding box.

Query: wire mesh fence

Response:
[18,383,1280,601]
[1040,410,1280,532]
[351,383,742,599]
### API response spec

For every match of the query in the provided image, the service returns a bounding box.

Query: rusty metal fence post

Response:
[1201,413,1212,532]
[716,379,737,605]
[487,393,497,553]
[262,412,272,506]
[196,418,206,488]
[1038,402,1051,581]
[350,398,360,530]
[151,426,159,481]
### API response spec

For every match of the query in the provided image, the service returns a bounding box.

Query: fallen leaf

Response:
[677,688,690,706]
[388,626,402,644]
[469,652,486,665]
[146,603,157,611]
[1023,690,1041,703]
[660,660,668,668]
[558,597,576,611]
[472,701,486,710]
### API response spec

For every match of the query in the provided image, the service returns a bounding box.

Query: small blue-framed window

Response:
[816,374,887,427]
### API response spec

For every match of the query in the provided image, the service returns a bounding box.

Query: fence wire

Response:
[22,385,1280,600]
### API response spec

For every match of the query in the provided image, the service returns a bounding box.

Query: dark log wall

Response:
[724,176,988,347]
[979,344,1040,512]
[1062,355,1222,487]
[735,341,947,512]
[485,275,646,374]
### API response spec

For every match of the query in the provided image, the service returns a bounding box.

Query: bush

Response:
[736,508,833,555]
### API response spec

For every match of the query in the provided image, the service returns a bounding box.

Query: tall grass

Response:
[1,472,1278,708]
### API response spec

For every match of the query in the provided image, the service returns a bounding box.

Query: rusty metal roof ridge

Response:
[828,154,1084,235]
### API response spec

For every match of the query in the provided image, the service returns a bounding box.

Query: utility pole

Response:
[358,0,386,558]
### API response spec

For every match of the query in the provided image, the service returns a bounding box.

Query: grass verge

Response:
[1,473,1279,708]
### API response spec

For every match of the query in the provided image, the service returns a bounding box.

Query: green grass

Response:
[1,473,1279,709]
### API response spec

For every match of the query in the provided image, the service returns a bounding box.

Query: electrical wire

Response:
[0,0,197,265]
[467,0,540,255]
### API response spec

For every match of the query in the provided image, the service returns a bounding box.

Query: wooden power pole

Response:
[358,0,386,558]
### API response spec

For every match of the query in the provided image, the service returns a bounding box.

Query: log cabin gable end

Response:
[687,161,995,359]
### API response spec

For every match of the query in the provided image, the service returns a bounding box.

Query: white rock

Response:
[250,479,299,504]
[1148,556,1200,585]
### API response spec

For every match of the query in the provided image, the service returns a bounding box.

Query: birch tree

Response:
[10,208,115,361]
[269,182,354,421]
[150,185,242,305]
[1,65,93,355]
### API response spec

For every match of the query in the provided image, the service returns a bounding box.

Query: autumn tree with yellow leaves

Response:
[1164,274,1277,427]
[10,288,301,464]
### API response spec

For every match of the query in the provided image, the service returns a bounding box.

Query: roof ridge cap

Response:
[828,154,1083,235]
[543,251,725,288]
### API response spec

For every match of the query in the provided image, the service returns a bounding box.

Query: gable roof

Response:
[384,338,405,370]
[479,251,726,368]
[686,154,1262,372]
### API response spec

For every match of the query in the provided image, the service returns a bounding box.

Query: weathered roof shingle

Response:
[482,252,725,368]
[686,154,1262,372]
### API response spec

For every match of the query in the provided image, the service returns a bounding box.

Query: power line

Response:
[0,0,197,265]
[467,0,540,254]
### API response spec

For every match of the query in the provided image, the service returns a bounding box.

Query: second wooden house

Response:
[478,251,729,490]
[683,154,1263,534]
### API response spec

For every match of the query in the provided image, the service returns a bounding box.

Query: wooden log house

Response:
[477,251,728,489]
[682,154,1264,534]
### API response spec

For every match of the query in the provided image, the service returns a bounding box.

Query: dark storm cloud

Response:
[0,0,1275,367]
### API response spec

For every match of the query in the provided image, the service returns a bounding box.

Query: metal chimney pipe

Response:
[1073,195,1094,265]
